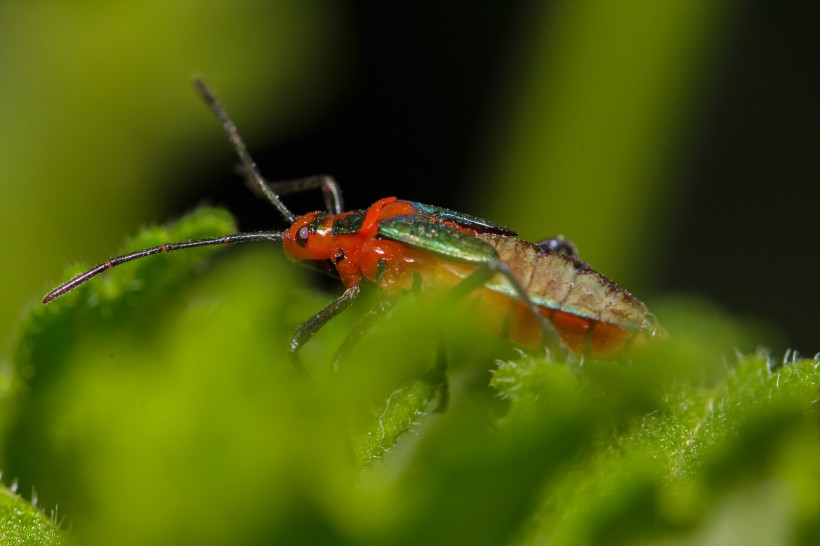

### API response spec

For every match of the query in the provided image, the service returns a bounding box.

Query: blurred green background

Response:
[1,1,819,544]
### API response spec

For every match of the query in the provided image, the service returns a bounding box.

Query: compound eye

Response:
[295,225,310,248]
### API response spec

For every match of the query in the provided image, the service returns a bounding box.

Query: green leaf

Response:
[0,485,65,545]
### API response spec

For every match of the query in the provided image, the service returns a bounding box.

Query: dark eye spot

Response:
[296,226,310,247]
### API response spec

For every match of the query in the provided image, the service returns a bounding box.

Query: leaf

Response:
[0,485,65,545]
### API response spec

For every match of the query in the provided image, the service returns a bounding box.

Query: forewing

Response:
[378,214,497,264]
[404,201,517,236]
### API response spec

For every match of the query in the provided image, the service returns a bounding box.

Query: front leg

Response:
[240,170,344,215]
[268,175,344,215]
[289,285,361,375]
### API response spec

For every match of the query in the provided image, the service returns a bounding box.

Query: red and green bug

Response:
[43,80,665,372]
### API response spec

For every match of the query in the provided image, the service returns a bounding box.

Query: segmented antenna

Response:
[43,232,283,304]
[193,79,296,224]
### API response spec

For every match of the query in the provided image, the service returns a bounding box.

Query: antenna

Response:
[43,80,294,304]
[43,232,283,303]
[193,79,296,224]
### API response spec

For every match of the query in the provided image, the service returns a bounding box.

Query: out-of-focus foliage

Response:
[0,0,349,359]
[3,207,820,545]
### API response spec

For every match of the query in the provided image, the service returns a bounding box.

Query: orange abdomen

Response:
[408,235,663,359]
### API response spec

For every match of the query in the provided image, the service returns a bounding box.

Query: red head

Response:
[282,212,337,263]
[281,198,420,291]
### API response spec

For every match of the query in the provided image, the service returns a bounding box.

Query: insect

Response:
[44,80,665,373]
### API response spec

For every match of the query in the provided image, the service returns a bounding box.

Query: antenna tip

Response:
[193,78,217,106]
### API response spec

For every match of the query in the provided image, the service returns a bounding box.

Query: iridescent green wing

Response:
[377,214,497,264]
[404,201,517,236]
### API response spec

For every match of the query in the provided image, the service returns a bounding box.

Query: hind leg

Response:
[534,235,579,259]
[448,259,571,358]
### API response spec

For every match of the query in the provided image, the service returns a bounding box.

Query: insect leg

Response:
[268,175,344,215]
[421,339,449,413]
[449,260,571,357]
[330,297,395,372]
[289,285,361,375]
[237,170,344,215]
[332,297,449,411]
[534,235,580,259]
